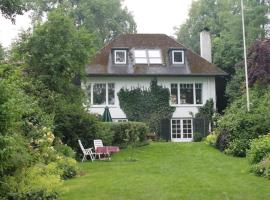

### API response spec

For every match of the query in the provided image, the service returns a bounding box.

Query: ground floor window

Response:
[171,118,193,140]
[85,83,115,106]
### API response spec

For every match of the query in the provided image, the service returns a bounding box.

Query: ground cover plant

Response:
[62,143,270,200]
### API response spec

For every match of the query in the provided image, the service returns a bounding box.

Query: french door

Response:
[171,118,193,142]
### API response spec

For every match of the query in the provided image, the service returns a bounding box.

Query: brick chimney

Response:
[200,28,212,63]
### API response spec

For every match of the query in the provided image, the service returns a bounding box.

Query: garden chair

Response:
[94,139,110,159]
[78,140,96,162]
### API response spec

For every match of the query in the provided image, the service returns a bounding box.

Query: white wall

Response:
[83,76,216,119]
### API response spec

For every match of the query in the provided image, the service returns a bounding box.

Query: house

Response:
[83,31,226,142]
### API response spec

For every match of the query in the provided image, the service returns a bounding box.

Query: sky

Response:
[0,0,193,48]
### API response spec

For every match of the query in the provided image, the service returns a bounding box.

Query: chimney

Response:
[200,28,212,63]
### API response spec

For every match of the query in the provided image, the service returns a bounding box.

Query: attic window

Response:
[134,49,162,64]
[172,50,184,64]
[114,50,127,64]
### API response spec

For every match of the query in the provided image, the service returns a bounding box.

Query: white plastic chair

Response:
[94,139,110,159]
[78,140,96,162]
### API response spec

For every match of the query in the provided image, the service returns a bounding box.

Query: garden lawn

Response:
[62,142,270,200]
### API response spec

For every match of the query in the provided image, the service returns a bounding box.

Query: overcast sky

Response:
[0,0,193,48]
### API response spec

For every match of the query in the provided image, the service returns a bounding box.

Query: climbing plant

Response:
[118,79,175,136]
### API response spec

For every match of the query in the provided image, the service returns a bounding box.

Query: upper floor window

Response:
[134,49,162,64]
[172,50,184,64]
[114,50,127,64]
[170,83,203,105]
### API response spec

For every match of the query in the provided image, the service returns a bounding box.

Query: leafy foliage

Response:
[251,154,270,179]
[225,67,245,103]
[216,85,270,156]
[0,43,5,61]
[247,134,270,165]
[0,0,26,22]
[118,79,175,135]
[247,39,270,86]
[176,0,269,74]
[53,105,100,154]
[24,10,95,101]
[26,0,136,47]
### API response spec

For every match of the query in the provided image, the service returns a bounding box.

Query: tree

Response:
[24,10,95,106]
[247,38,270,86]
[176,0,269,74]
[27,0,137,47]
[0,44,4,61]
[72,0,136,46]
[0,0,27,22]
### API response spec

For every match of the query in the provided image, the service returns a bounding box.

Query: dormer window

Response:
[172,50,184,64]
[114,50,127,64]
[134,49,162,64]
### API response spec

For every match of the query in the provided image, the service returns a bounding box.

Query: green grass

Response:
[62,142,270,200]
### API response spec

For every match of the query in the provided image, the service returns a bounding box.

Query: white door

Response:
[171,119,193,142]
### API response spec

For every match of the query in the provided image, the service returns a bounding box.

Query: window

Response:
[114,50,126,64]
[92,83,115,105]
[171,119,193,140]
[170,83,203,105]
[172,50,184,64]
[171,119,181,139]
[134,50,147,64]
[195,83,202,104]
[180,84,194,104]
[93,83,106,105]
[148,50,162,64]
[134,49,162,64]
[85,83,91,104]
[170,84,178,104]
[182,119,192,138]
[108,83,115,105]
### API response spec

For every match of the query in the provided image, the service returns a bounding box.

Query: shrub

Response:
[95,122,114,146]
[0,135,32,177]
[56,157,78,180]
[109,122,149,148]
[247,134,270,164]
[216,86,270,156]
[54,143,76,158]
[216,131,230,152]
[2,164,62,199]
[53,106,100,153]
[205,134,217,146]
[251,154,270,179]
[225,139,249,157]
[193,132,203,142]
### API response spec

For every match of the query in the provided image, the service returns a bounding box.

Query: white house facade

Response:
[84,33,226,142]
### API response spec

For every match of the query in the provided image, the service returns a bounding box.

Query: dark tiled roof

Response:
[87,34,227,76]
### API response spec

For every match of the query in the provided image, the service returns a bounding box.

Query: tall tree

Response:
[0,0,27,22]
[23,10,96,106]
[176,0,269,74]
[26,0,137,47]
[72,0,136,46]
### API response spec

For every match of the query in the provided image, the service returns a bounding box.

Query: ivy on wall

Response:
[118,79,175,135]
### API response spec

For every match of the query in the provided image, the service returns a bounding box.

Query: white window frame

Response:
[171,118,193,142]
[134,49,162,64]
[114,50,127,64]
[172,50,184,64]
[170,82,203,106]
[91,83,116,107]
